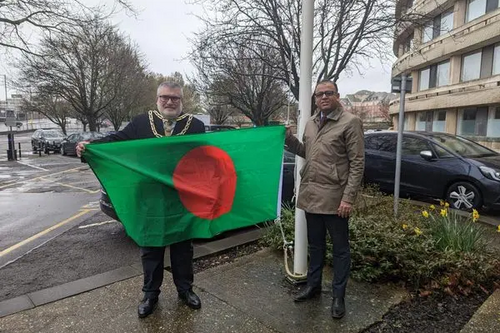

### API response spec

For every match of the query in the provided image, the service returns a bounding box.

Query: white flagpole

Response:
[293,0,314,277]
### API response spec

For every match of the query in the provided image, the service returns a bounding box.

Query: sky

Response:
[0,0,394,100]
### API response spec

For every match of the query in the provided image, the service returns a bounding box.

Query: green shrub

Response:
[261,189,500,294]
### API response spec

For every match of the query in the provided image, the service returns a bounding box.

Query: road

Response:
[0,133,140,301]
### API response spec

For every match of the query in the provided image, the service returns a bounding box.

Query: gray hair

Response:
[157,81,184,97]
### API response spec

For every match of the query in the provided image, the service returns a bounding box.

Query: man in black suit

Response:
[77,81,205,318]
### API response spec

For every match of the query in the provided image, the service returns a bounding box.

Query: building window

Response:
[422,8,455,43]
[419,61,450,91]
[466,0,499,23]
[462,44,500,81]
[403,34,414,53]
[440,9,454,34]
[436,61,450,86]
[458,107,488,136]
[462,51,482,81]
[487,107,500,137]
[422,21,433,43]
[493,44,500,75]
[433,111,447,132]
[419,68,430,91]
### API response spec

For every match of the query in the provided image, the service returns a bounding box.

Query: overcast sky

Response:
[0,0,395,100]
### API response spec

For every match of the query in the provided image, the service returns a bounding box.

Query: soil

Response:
[193,241,496,333]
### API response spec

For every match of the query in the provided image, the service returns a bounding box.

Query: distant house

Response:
[341,90,397,129]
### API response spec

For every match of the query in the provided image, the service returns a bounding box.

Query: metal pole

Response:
[293,0,314,277]
[393,75,407,217]
[3,75,7,102]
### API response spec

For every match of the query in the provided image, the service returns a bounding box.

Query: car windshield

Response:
[43,131,62,138]
[429,134,497,158]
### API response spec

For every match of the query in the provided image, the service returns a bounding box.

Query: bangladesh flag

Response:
[84,126,285,247]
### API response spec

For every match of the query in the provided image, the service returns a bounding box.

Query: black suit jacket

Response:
[94,112,206,143]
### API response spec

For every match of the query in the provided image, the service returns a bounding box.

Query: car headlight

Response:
[479,166,500,182]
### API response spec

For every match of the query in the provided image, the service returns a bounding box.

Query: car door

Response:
[400,136,464,198]
[364,133,397,191]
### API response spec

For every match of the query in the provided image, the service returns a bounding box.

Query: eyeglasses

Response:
[158,95,181,103]
[314,91,337,98]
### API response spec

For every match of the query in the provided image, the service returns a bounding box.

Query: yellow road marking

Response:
[0,209,91,258]
[0,166,90,190]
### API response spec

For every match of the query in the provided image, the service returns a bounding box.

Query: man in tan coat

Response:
[285,80,364,319]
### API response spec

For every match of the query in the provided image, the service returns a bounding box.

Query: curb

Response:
[0,228,263,318]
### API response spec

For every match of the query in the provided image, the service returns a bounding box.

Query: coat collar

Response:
[313,107,343,124]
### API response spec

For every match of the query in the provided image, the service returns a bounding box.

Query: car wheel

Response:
[61,145,66,156]
[445,182,482,210]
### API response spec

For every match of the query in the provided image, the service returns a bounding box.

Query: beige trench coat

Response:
[285,108,365,214]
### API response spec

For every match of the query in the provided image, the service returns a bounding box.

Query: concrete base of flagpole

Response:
[284,275,307,286]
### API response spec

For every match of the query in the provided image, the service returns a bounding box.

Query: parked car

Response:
[61,131,106,156]
[31,129,65,154]
[205,124,237,132]
[364,131,500,210]
[100,149,297,221]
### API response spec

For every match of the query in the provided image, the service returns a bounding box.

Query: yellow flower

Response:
[445,202,450,208]
[440,209,447,217]
[414,227,423,236]
[402,224,408,230]
[422,210,429,218]
[472,209,480,222]
[497,225,500,233]
[429,205,436,210]
[440,200,445,206]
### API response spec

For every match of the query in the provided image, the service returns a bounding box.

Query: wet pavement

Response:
[0,249,407,333]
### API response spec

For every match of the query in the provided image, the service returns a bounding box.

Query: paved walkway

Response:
[0,249,407,333]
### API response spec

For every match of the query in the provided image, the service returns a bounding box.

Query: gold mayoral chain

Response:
[148,110,193,138]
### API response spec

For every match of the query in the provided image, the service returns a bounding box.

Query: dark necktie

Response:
[320,114,327,128]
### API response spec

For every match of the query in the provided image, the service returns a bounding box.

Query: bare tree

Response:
[16,18,146,131]
[192,0,425,115]
[22,90,72,134]
[0,0,133,55]
[193,39,288,125]
[207,104,237,125]
[103,46,150,131]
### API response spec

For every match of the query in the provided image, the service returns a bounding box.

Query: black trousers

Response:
[305,212,351,298]
[140,239,194,299]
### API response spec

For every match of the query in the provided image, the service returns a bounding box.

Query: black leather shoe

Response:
[331,297,345,319]
[293,286,322,302]
[178,290,201,309]
[138,297,158,318]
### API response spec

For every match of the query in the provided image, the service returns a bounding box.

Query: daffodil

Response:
[440,209,447,217]
[497,225,500,233]
[445,202,450,208]
[472,209,480,222]
[429,205,436,210]
[414,227,422,236]
[402,224,408,230]
[440,200,445,206]
[422,210,429,218]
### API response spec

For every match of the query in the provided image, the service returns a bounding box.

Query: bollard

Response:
[18,142,22,160]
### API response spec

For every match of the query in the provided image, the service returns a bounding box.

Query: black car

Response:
[100,149,297,221]
[61,131,105,156]
[31,129,65,154]
[364,131,500,210]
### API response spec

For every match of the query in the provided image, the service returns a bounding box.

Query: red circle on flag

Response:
[173,145,237,220]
